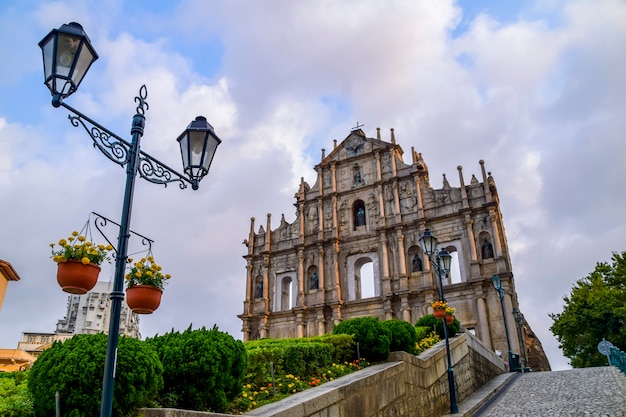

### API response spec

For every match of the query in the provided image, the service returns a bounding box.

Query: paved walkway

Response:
[444,366,626,417]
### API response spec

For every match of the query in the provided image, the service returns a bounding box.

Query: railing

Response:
[609,347,626,374]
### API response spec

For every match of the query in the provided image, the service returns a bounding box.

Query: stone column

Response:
[318,245,325,297]
[401,296,411,323]
[298,249,305,307]
[476,297,492,350]
[245,262,253,315]
[263,254,270,315]
[396,229,408,290]
[333,241,342,303]
[317,310,326,336]
[297,311,304,338]
[380,235,391,295]
[504,293,521,353]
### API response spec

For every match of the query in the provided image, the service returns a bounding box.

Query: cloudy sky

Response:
[0,0,624,372]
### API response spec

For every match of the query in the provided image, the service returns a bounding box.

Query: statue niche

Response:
[353,200,366,229]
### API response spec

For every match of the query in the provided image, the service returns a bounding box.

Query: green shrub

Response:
[28,333,162,417]
[244,335,351,388]
[332,316,391,362]
[414,325,432,341]
[0,372,33,417]
[381,319,417,354]
[147,325,246,413]
[415,314,461,339]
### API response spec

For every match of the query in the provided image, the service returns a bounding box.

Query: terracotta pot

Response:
[445,314,455,324]
[57,261,100,294]
[433,309,446,319]
[126,285,163,314]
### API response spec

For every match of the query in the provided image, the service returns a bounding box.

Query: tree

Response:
[28,334,162,417]
[550,251,626,368]
[0,372,33,417]
[146,325,247,413]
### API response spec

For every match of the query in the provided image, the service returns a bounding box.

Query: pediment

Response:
[319,129,395,167]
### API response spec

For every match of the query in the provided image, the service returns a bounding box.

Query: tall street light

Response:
[512,308,530,372]
[492,275,518,372]
[38,22,222,417]
[419,229,458,414]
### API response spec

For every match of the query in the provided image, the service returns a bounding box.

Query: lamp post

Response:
[38,22,222,417]
[512,308,530,372]
[419,229,458,414]
[492,275,516,372]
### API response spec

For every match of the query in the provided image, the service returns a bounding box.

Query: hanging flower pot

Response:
[433,309,446,319]
[431,300,448,319]
[126,284,163,314]
[50,230,113,294]
[445,314,455,324]
[124,255,171,314]
[57,260,101,294]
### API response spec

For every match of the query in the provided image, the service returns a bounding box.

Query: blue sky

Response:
[1,0,625,372]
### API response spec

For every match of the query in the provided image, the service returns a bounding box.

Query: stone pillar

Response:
[480,160,492,203]
[297,311,304,338]
[488,213,503,258]
[476,297,492,350]
[465,218,478,262]
[260,315,269,339]
[263,254,270,315]
[317,310,326,336]
[396,229,408,290]
[413,174,425,218]
[504,293,521,353]
[333,241,342,303]
[458,165,469,209]
[245,262,253,315]
[380,235,391,295]
[401,296,411,323]
[318,245,325,297]
[298,249,305,307]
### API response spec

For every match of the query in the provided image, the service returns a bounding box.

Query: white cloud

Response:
[0,0,625,373]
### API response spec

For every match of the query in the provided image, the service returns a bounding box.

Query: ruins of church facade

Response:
[239,127,550,371]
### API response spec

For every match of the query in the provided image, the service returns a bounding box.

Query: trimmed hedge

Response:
[381,319,417,354]
[415,314,461,339]
[333,317,391,362]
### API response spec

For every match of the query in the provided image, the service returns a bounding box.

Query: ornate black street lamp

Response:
[512,307,530,372]
[492,275,518,372]
[39,22,222,417]
[419,229,458,414]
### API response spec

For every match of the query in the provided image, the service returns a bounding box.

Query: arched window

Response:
[354,257,375,299]
[353,200,366,229]
[280,276,293,310]
[346,252,380,301]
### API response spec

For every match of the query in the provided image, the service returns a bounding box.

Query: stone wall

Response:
[140,331,505,417]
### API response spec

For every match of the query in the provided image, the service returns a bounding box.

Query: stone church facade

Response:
[239,127,550,371]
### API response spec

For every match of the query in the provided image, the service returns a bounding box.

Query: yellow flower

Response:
[78,235,86,242]
[71,231,79,236]
[58,239,67,246]
[165,274,172,279]
[81,257,90,265]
